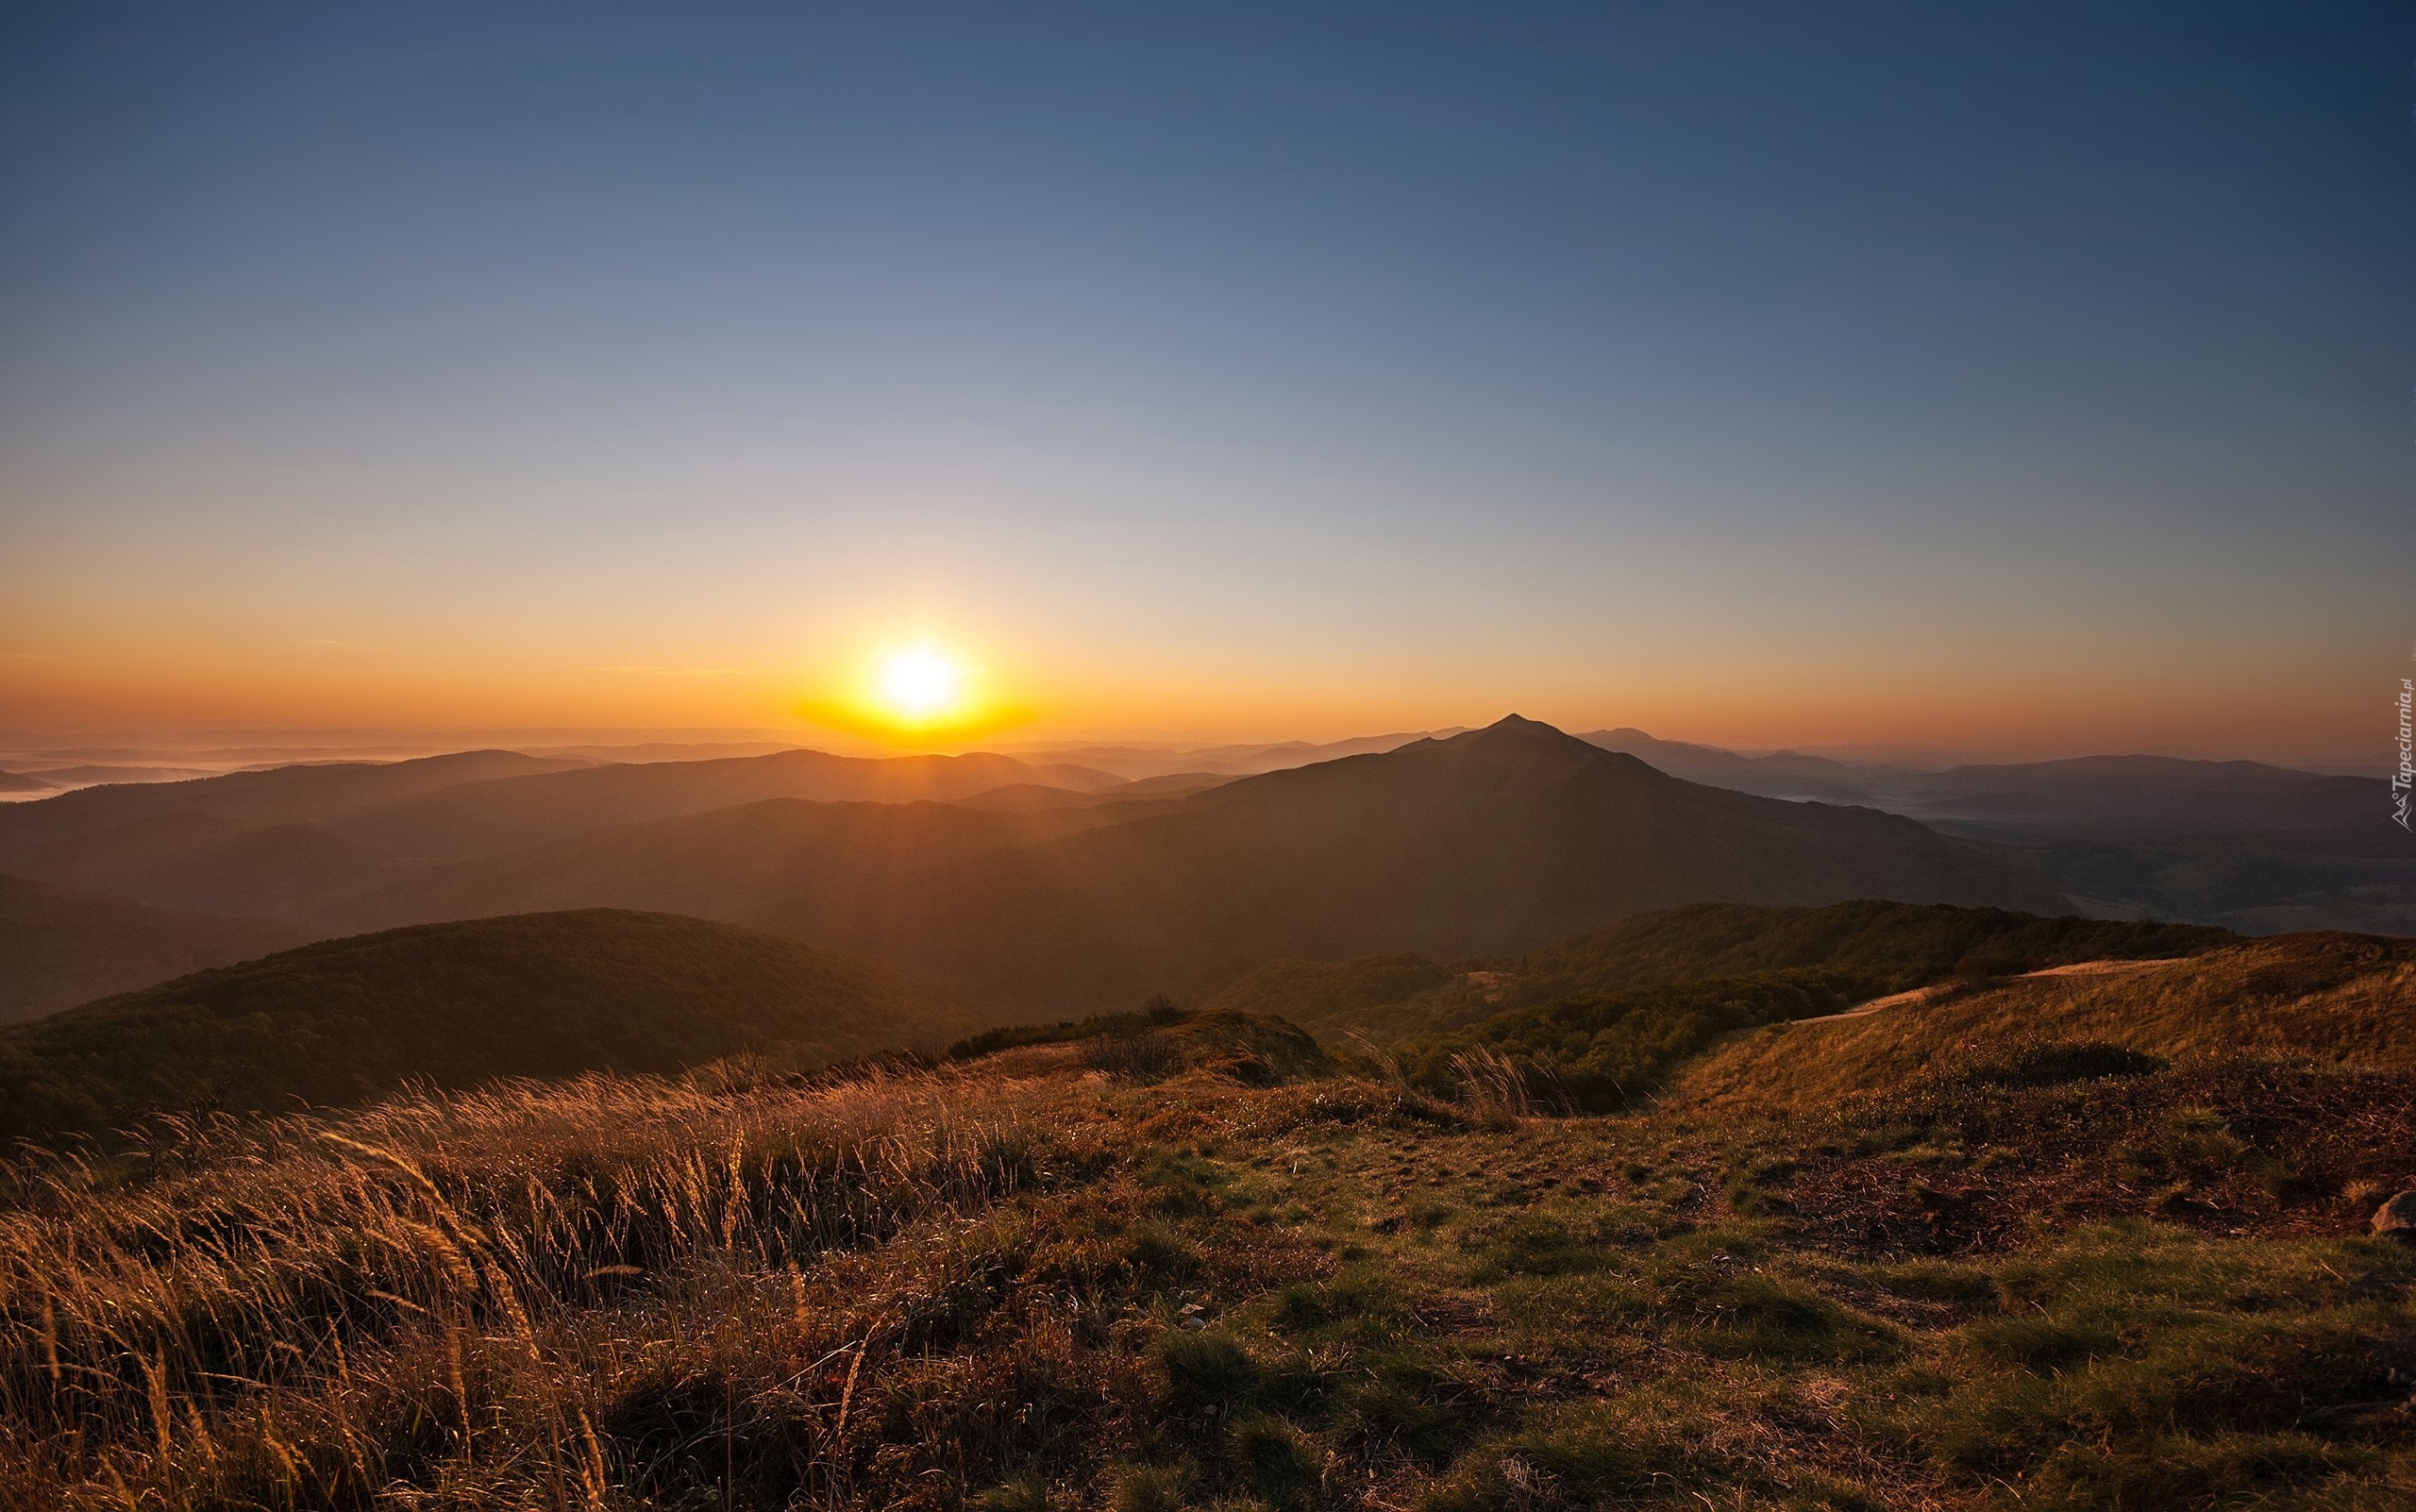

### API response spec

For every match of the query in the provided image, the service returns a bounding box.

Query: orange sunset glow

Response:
[790,639,1032,746]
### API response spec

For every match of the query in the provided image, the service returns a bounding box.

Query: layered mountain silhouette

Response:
[315,716,2071,1012]
[1011,730,1463,781]
[49,716,2390,1021]
[317,797,1100,936]
[1575,731,2416,933]
[1578,731,2384,834]
[1889,754,2381,838]
[0,747,1125,918]
[870,716,2078,1006]
[320,748,1124,861]
[0,874,314,1024]
[1579,728,1876,802]
[0,748,588,865]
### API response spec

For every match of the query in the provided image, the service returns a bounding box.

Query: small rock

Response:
[1181,1314,1208,1329]
[2371,1192,2416,1239]
[1178,1302,1205,1316]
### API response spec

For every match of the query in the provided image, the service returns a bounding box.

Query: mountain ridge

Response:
[0,908,980,1141]
[309,716,2070,1013]
[0,874,317,1024]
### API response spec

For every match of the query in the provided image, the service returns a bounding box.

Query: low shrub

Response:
[1953,1040,2167,1089]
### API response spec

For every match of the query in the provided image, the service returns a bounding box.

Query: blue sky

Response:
[1,3,2408,760]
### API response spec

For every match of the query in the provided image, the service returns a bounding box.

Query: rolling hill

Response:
[0,748,591,868]
[1895,754,2381,837]
[0,909,981,1141]
[877,717,2080,1008]
[1504,899,2232,1003]
[0,749,596,925]
[0,743,1149,1014]
[311,718,2076,1013]
[0,874,317,1024]
[1579,731,2416,934]
[1579,728,1878,801]
[1010,729,1463,779]
[0,746,1127,916]
[1202,899,2233,1045]
[320,748,1127,862]
[1672,929,2416,1115]
[1895,756,2416,937]
[313,797,1109,936]
[10,914,2413,1512]
[20,812,395,918]
[1581,732,2386,839]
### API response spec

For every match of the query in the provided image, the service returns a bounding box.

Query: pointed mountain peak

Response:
[1410,714,1662,775]
[1459,714,1593,748]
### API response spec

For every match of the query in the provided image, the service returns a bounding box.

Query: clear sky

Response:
[2,3,2409,763]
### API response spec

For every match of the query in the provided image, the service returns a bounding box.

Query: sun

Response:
[874,644,970,725]
[799,637,1029,744]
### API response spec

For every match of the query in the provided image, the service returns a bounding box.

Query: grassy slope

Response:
[1200,952,1472,1039]
[0,872,316,1025]
[1399,971,1858,1112]
[1210,900,2234,1053]
[0,909,980,1140]
[1673,931,2416,1116]
[1513,899,2232,1000]
[7,951,2414,1512]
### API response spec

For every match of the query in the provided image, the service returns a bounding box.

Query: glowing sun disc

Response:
[874,645,969,723]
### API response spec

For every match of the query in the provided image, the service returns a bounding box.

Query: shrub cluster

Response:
[1401,970,1852,1111]
[945,994,1188,1062]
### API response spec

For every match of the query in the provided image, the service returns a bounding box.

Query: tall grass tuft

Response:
[0,1066,1045,1508]
[1447,1048,1535,1127]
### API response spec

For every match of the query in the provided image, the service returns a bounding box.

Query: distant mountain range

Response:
[1005,730,1466,781]
[1579,730,2413,934]
[0,747,1129,916]
[1580,729,2383,835]
[319,748,1126,861]
[1578,729,1877,802]
[0,875,315,1023]
[0,715,2405,1031]
[294,716,2070,1012]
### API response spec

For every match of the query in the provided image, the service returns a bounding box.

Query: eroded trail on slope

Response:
[1794,956,2169,1023]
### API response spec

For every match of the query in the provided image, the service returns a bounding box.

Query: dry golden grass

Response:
[6,981,2414,1510]
[1670,932,2416,1115]
[0,1065,1077,1508]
